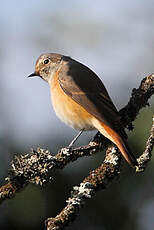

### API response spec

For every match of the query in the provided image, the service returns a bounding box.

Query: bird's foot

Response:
[61,146,72,156]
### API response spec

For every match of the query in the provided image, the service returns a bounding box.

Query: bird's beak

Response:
[27,72,37,78]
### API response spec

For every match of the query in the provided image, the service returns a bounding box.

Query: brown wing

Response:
[58,57,127,139]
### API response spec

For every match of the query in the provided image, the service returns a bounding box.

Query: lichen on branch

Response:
[0,74,153,230]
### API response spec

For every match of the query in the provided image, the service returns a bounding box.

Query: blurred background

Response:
[0,0,154,229]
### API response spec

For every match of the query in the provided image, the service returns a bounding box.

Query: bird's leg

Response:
[68,130,83,148]
[62,131,83,156]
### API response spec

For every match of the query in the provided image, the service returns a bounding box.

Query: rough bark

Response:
[0,74,153,230]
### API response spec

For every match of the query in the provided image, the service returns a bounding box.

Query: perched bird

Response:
[28,53,138,167]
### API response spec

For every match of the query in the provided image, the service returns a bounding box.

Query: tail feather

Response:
[115,137,138,167]
[92,118,138,167]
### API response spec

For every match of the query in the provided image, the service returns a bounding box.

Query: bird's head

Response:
[28,53,63,82]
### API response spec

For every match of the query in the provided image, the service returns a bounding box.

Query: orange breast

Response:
[50,72,95,130]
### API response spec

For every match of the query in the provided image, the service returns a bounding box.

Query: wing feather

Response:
[59,58,127,139]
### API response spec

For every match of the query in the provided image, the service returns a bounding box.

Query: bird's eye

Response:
[44,59,49,64]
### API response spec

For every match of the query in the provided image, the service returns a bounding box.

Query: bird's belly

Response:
[50,77,95,130]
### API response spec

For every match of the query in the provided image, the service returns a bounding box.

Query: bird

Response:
[28,53,138,167]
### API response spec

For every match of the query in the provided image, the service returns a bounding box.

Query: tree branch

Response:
[0,74,153,229]
[45,117,154,230]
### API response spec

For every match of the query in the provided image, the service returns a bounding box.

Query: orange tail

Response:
[92,118,138,167]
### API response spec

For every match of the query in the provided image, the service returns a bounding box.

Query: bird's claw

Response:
[61,146,72,156]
